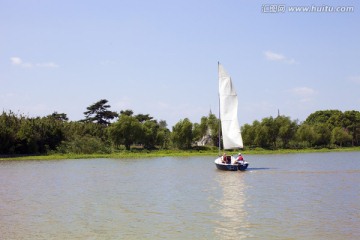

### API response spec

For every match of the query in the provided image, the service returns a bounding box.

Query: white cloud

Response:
[264,51,285,61]
[264,51,296,64]
[10,57,23,65]
[10,57,33,68]
[10,57,59,68]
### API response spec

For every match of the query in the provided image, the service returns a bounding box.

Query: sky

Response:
[1,0,359,128]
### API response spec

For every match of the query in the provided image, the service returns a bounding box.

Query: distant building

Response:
[196,128,213,146]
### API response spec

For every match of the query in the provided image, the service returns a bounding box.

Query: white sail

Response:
[218,63,243,149]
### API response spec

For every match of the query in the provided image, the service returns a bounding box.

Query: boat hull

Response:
[214,157,249,171]
[237,162,249,171]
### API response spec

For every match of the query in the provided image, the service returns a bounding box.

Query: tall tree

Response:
[259,117,276,148]
[207,113,220,147]
[343,110,360,146]
[120,109,134,116]
[82,99,118,125]
[313,123,331,146]
[48,112,69,121]
[157,120,170,149]
[331,127,352,147]
[135,114,153,123]
[0,111,20,154]
[276,116,297,148]
[171,118,193,149]
[295,124,318,147]
[141,120,159,149]
[305,110,343,125]
[242,123,256,147]
[108,114,142,150]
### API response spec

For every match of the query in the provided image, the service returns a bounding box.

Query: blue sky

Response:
[1,0,359,127]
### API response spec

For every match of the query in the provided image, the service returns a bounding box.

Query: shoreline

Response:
[1,147,360,161]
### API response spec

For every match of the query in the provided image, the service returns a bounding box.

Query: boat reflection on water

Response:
[214,172,250,239]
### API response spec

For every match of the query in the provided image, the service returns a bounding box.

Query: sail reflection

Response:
[214,172,250,239]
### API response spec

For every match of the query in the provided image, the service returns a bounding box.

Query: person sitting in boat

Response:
[221,153,227,163]
[236,153,244,163]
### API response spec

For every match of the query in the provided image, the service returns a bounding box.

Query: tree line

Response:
[1,99,360,155]
[242,110,360,149]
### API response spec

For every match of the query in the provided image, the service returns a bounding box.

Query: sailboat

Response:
[214,63,249,171]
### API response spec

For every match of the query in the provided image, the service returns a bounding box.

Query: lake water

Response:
[1,152,359,239]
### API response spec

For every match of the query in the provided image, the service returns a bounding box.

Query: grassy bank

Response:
[1,146,360,161]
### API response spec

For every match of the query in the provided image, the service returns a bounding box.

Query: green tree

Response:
[135,114,153,123]
[242,116,298,149]
[192,112,220,147]
[303,110,346,147]
[141,120,159,149]
[192,116,211,144]
[343,110,360,146]
[241,123,256,147]
[331,127,352,147]
[157,120,171,149]
[193,116,208,143]
[313,123,331,146]
[276,116,297,148]
[48,112,69,121]
[0,111,21,154]
[254,122,271,148]
[82,99,118,125]
[63,121,108,142]
[57,134,110,154]
[108,114,142,150]
[192,122,202,143]
[261,117,278,148]
[16,118,42,153]
[120,109,134,116]
[305,110,343,125]
[171,118,193,149]
[207,113,220,147]
[295,124,318,147]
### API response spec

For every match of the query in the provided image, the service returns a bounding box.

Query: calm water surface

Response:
[1,152,359,239]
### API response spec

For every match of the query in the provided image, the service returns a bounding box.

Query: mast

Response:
[218,61,221,155]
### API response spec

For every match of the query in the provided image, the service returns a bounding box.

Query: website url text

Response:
[262,5,355,13]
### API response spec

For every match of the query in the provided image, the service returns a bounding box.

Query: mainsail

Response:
[218,63,243,149]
